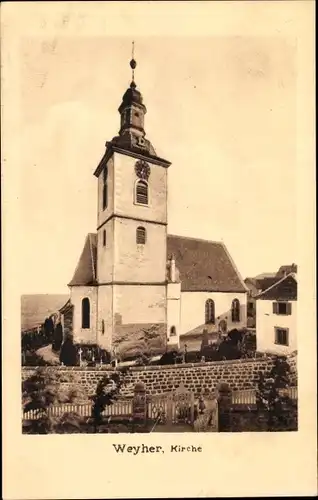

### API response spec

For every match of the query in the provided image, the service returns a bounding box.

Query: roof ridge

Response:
[167,234,223,245]
[88,234,96,281]
[255,272,297,299]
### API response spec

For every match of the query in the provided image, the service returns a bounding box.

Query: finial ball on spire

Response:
[130,58,137,70]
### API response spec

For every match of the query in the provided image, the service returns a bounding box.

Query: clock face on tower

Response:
[135,160,151,180]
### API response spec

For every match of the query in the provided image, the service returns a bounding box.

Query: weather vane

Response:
[130,40,137,87]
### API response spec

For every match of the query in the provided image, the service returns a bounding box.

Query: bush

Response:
[218,339,241,360]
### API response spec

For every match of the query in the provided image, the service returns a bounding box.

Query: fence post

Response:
[132,383,147,427]
[216,382,232,432]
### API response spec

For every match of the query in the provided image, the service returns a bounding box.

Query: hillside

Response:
[21,294,69,331]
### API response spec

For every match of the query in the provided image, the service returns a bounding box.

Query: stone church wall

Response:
[70,286,98,344]
[113,217,167,283]
[22,352,297,400]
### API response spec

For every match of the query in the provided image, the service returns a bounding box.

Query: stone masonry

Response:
[22,352,297,401]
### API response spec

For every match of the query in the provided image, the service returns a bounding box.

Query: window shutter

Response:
[273,302,278,314]
[286,302,292,315]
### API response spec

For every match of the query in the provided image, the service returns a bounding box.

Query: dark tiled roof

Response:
[167,235,247,293]
[256,273,297,301]
[256,277,279,291]
[68,233,246,293]
[68,233,97,286]
[276,264,297,277]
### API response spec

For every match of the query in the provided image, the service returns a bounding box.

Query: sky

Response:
[19,35,297,294]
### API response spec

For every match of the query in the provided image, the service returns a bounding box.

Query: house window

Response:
[101,319,105,335]
[135,180,148,205]
[81,298,90,329]
[205,299,215,324]
[103,230,106,247]
[170,326,177,336]
[102,166,108,210]
[275,327,289,346]
[273,302,292,315]
[231,299,240,322]
[136,226,146,244]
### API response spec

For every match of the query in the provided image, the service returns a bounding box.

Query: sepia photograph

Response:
[20,36,299,435]
[2,1,316,499]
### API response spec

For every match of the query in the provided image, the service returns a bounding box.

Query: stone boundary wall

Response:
[22,353,297,399]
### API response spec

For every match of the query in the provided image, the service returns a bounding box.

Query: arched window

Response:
[231,299,240,322]
[102,166,108,210]
[135,180,148,205]
[136,226,146,244]
[205,299,215,324]
[103,230,106,247]
[170,326,177,336]
[81,298,90,329]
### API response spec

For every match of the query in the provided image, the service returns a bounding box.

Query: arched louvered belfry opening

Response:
[136,226,146,244]
[135,180,148,205]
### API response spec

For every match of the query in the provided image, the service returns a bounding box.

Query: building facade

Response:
[65,58,248,359]
[255,273,297,355]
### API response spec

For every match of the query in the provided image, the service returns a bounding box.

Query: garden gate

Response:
[147,383,195,425]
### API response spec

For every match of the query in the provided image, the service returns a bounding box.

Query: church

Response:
[61,53,248,359]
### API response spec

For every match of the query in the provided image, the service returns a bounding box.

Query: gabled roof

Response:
[68,233,246,293]
[245,276,279,296]
[167,235,247,293]
[255,273,297,301]
[68,233,97,286]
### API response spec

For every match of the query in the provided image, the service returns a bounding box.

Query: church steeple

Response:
[106,42,157,156]
[118,42,147,139]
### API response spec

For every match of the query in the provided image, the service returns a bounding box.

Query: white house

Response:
[62,55,248,359]
[255,273,297,355]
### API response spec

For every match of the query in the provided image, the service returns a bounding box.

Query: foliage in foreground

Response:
[22,367,87,433]
[90,369,128,432]
[256,355,296,430]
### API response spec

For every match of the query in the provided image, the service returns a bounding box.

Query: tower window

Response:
[102,166,108,210]
[103,230,106,247]
[205,299,215,324]
[135,180,148,205]
[81,298,90,329]
[231,299,240,322]
[136,226,146,244]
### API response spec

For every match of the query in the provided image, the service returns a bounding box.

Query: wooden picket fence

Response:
[232,386,298,405]
[23,399,132,421]
[23,386,298,422]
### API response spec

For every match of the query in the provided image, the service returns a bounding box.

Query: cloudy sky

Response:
[17,34,298,293]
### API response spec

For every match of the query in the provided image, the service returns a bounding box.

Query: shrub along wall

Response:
[22,352,297,400]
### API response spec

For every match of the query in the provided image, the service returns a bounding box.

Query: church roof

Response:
[68,233,97,286]
[167,235,247,293]
[68,233,247,293]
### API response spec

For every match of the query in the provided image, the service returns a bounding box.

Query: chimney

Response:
[170,254,176,283]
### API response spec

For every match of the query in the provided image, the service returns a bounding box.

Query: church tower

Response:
[93,46,171,356]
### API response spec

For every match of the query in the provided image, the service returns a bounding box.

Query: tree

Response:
[52,322,64,352]
[22,367,86,433]
[200,329,210,352]
[90,370,127,433]
[59,335,78,366]
[256,355,294,430]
